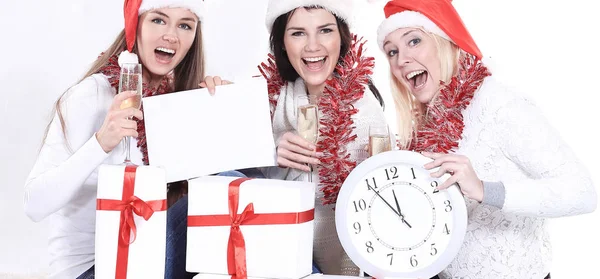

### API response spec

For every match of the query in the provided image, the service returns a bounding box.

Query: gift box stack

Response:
[92,79,364,279]
[94,164,324,279]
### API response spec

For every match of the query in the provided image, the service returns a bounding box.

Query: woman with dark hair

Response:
[259,0,391,275]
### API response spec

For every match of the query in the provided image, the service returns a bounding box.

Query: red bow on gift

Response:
[98,194,165,245]
[227,178,255,279]
[188,178,315,279]
[97,165,167,279]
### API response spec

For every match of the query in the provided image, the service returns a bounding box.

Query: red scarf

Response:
[259,35,374,205]
[97,54,173,165]
[407,54,491,153]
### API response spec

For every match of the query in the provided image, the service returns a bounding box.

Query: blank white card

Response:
[142,77,276,183]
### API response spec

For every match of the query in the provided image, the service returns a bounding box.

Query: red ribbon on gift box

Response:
[188,177,315,279]
[96,165,167,279]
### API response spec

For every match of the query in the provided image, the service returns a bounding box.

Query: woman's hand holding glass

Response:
[95,90,143,153]
[276,132,321,172]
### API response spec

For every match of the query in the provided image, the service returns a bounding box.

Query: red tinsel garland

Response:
[407,54,491,153]
[259,35,374,205]
[258,53,285,119]
[98,54,173,165]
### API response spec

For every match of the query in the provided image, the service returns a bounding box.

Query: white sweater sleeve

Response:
[24,76,112,222]
[494,95,597,217]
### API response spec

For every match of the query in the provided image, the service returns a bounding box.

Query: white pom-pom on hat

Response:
[118,50,140,67]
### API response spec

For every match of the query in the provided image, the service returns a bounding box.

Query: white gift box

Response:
[186,176,315,279]
[95,164,167,279]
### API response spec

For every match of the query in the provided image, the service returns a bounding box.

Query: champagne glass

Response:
[295,94,319,182]
[118,63,143,165]
[369,123,391,156]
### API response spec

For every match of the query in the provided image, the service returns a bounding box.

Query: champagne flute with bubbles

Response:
[296,94,319,182]
[369,123,392,156]
[119,63,143,165]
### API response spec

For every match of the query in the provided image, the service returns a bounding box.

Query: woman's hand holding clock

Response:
[422,152,484,202]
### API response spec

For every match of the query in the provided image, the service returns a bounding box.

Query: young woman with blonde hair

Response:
[378,0,596,278]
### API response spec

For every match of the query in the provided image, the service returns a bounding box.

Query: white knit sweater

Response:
[23,74,145,279]
[439,76,597,278]
[261,78,390,276]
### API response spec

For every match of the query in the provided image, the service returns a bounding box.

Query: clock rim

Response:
[335,150,468,279]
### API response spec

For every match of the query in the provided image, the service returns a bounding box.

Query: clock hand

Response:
[392,189,403,216]
[392,189,412,229]
[401,217,412,229]
[367,185,402,217]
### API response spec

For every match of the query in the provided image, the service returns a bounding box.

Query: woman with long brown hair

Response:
[22,1,237,278]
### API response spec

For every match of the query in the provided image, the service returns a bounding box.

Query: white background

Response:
[0,0,598,278]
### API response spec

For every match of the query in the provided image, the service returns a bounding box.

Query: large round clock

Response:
[335,150,467,279]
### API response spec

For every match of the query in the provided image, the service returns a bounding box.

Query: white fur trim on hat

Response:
[139,0,206,21]
[265,0,354,32]
[377,11,450,51]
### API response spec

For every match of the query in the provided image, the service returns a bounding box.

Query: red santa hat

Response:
[377,0,482,59]
[119,0,205,66]
[265,0,354,32]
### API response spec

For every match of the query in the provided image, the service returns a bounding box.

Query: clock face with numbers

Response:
[335,150,467,279]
